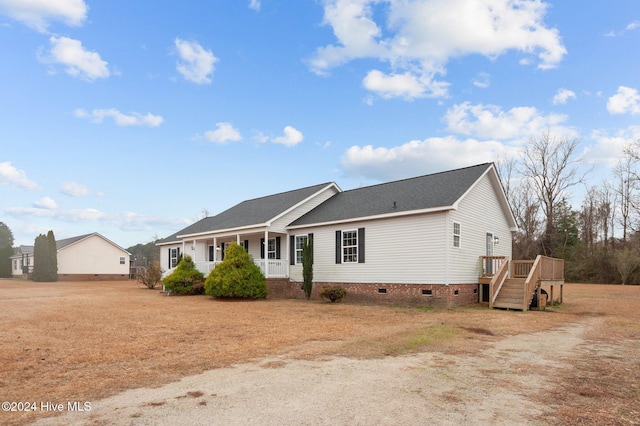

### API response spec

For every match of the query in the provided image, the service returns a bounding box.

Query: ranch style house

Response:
[11,232,131,281]
[157,163,553,308]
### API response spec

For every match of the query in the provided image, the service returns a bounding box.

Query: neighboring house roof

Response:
[10,245,34,259]
[290,163,502,227]
[157,182,337,244]
[11,233,130,257]
[56,232,131,254]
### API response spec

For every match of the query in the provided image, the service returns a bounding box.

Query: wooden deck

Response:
[479,255,565,311]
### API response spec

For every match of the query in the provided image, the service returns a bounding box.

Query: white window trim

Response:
[453,222,461,248]
[267,238,277,259]
[295,235,308,265]
[342,229,358,263]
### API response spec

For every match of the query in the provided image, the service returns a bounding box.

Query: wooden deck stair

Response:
[480,255,565,311]
[492,278,528,310]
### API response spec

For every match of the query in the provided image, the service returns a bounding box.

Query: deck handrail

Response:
[522,255,565,310]
[489,259,510,309]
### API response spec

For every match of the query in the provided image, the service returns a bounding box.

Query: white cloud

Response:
[4,206,191,232]
[0,162,39,190]
[310,0,566,100]
[472,72,490,89]
[362,69,448,99]
[341,136,519,181]
[74,108,163,127]
[60,181,91,197]
[0,0,87,32]
[249,0,261,12]
[607,86,640,115]
[175,38,218,85]
[443,102,576,140]
[272,126,304,147]
[588,126,640,168]
[33,196,57,210]
[204,122,242,144]
[552,88,576,105]
[41,36,109,81]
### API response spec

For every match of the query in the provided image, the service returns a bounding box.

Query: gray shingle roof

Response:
[158,182,334,243]
[56,233,93,250]
[289,163,493,226]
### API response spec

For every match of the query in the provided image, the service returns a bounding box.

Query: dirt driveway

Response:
[1,280,639,425]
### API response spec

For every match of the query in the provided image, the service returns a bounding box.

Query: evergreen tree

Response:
[47,230,58,281]
[32,231,57,282]
[302,237,313,300]
[32,234,48,282]
[0,222,14,278]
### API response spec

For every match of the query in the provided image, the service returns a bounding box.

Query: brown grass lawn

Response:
[1,279,639,425]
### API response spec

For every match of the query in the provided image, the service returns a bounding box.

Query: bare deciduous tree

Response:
[520,131,588,256]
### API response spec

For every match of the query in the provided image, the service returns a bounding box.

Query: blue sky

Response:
[1,0,639,248]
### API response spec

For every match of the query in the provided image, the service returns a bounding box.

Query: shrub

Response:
[302,237,313,300]
[136,261,163,289]
[205,243,268,299]
[162,255,205,295]
[319,286,346,302]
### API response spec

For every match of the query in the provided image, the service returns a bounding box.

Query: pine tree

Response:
[0,222,14,278]
[32,234,47,282]
[47,231,58,281]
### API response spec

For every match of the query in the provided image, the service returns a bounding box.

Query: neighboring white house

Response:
[11,233,131,281]
[157,163,518,306]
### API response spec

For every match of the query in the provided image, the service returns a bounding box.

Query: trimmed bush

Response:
[162,255,205,295]
[205,243,268,299]
[319,286,346,302]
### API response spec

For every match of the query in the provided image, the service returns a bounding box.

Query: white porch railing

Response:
[255,259,288,278]
[193,259,288,278]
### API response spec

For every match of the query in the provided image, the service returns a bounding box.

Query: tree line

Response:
[500,131,640,284]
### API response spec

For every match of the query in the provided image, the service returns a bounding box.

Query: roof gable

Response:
[290,163,494,227]
[158,182,337,243]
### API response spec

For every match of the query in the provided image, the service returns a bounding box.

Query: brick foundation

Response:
[267,279,479,308]
[57,274,131,281]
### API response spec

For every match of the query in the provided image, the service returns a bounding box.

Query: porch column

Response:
[285,233,290,278]
[193,239,196,262]
[213,237,217,261]
[237,234,241,245]
[264,230,269,278]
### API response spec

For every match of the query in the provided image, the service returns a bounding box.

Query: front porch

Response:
[479,255,565,311]
[194,259,289,278]
[170,229,292,279]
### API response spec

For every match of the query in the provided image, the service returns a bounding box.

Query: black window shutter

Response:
[289,236,295,265]
[260,238,265,259]
[275,236,281,259]
[335,230,342,264]
[177,247,181,263]
[358,227,365,263]
[221,243,225,261]
[308,233,314,263]
[244,240,249,252]
[168,249,171,269]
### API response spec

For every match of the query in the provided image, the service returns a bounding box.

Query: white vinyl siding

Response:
[447,173,513,283]
[57,234,130,275]
[291,213,447,284]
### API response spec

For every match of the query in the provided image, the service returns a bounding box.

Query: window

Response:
[295,235,307,264]
[342,230,358,263]
[119,257,125,265]
[267,238,277,259]
[170,248,179,268]
[453,222,461,248]
[335,228,365,264]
